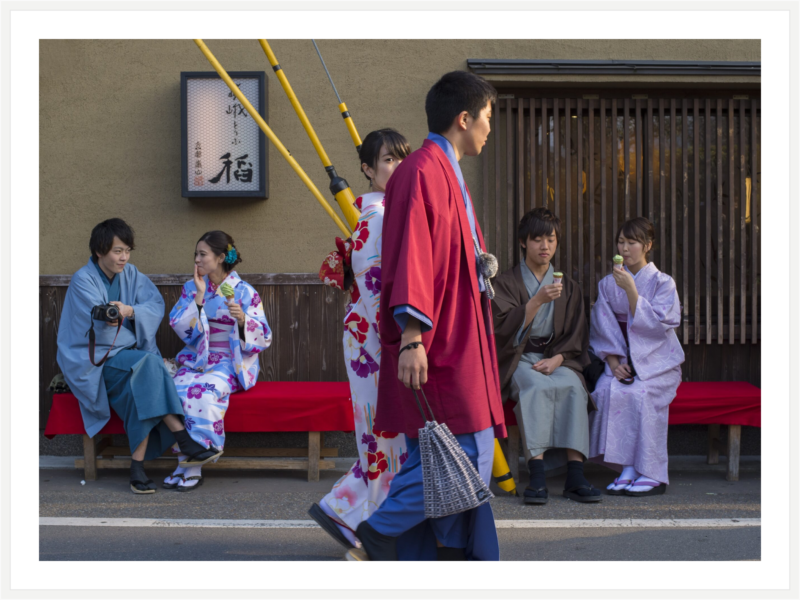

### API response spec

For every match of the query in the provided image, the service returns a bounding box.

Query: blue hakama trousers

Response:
[102,350,183,460]
[366,427,500,561]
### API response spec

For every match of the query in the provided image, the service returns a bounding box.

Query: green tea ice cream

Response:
[220,282,235,299]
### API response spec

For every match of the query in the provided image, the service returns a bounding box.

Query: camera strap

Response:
[86,312,124,367]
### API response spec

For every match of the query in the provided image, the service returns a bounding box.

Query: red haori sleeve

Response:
[383,169,435,321]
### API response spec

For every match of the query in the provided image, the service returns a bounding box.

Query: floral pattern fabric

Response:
[321,192,408,531]
[170,271,272,450]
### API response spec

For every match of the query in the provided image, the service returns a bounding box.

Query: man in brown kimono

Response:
[492,208,600,505]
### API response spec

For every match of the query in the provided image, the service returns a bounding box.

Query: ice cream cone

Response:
[220,282,235,301]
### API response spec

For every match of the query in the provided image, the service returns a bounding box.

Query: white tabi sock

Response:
[164,456,188,484]
[608,465,640,491]
[178,464,202,489]
[628,474,661,493]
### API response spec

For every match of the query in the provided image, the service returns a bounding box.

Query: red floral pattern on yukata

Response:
[367,450,389,480]
[344,312,369,344]
[351,220,370,251]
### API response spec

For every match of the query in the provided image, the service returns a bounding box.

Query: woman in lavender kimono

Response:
[309,129,412,550]
[165,231,272,491]
[588,218,684,496]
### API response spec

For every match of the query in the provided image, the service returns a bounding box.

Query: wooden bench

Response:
[44,381,355,482]
[503,381,761,483]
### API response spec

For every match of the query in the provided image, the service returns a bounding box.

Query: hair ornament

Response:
[224,245,238,265]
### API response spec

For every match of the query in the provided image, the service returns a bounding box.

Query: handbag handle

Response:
[412,387,436,423]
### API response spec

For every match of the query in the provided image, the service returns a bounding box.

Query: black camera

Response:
[91,303,120,322]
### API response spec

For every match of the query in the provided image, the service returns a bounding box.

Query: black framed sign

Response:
[181,71,268,198]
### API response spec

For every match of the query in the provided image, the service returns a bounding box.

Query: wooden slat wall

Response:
[39,279,349,429]
[487,94,760,345]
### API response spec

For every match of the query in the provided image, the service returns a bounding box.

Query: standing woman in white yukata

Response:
[164,231,272,491]
[309,129,412,549]
[588,217,684,496]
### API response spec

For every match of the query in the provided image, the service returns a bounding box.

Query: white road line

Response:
[39,517,760,529]
[495,519,760,528]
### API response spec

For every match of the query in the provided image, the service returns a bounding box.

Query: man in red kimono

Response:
[346,71,505,561]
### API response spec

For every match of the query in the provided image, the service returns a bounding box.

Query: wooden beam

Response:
[308,431,321,482]
[97,446,338,459]
[507,425,520,485]
[726,425,741,482]
[40,273,326,287]
[82,434,98,481]
[75,457,336,471]
[707,424,720,465]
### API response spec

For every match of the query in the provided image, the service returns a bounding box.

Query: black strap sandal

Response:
[179,447,224,467]
[176,475,204,492]
[563,484,603,503]
[308,503,355,550]
[130,479,156,494]
[523,486,549,505]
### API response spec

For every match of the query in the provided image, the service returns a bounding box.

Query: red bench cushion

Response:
[44,381,354,438]
[667,381,761,427]
[502,381,761,429]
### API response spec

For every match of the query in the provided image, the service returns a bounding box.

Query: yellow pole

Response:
[312,40,362,153]
[193,39,351,238]
[492,439,517,495]
[258,40,361,231]
[337,101,363,152]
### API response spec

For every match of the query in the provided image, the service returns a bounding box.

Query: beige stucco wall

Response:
[39,39,760,275]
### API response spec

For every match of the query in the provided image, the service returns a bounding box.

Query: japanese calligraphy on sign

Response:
[182,72,267,197]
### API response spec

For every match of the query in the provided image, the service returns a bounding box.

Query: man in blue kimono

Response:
[57,218,220,494]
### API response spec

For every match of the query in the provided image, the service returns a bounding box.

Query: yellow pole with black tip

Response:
[193,40,350,238]
[258,39,360,231]
[312,40,362,154]
[492,439,517,495]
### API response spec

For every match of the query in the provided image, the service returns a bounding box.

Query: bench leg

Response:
[707,424,720,465]
[726,425,741,482]
[507,425,520,485]
[82,434,98,481]
[308,432,320,482]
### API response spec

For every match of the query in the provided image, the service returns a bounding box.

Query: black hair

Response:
[616,217,655,260]
[425,71,497,134]
[518,207,561,257]
[196,230,242,273]
[90,218,135,261]
[359,129,412,182]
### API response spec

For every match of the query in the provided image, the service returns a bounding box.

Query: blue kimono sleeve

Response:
[169,281,206,348]
[236,284,272,355]
[393,305,432,333]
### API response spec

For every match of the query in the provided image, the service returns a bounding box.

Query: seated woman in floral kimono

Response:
[164,231,272,491]
[588,217,684,496]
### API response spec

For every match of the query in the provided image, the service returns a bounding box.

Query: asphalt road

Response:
[39,524,760,561]
[39,457,761,561]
